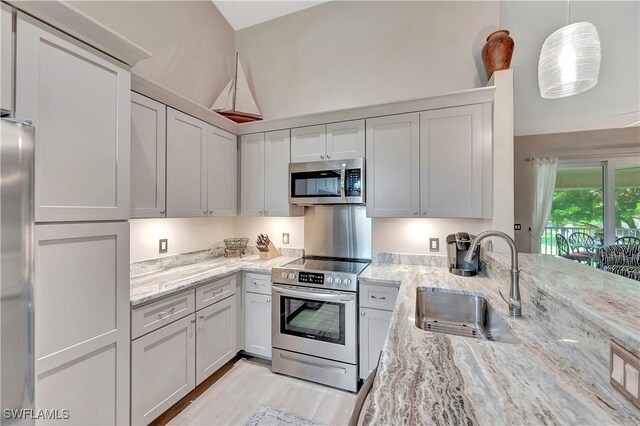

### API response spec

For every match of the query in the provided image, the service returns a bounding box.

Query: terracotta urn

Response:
[481,30,514,80]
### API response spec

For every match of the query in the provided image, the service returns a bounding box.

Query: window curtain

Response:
[530,157,558,253]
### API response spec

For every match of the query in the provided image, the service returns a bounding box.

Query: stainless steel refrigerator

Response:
[1,117,35,425]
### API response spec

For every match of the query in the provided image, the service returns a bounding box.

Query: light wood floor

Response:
[165,357,357,426]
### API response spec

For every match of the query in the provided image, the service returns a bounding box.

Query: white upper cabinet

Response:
[420,104,484,218]
[16,14,130,222]
[240,130,299,217]
[366,113,420,217]
[326,120,365,160]
[166,108,207,217]
[264,129,292,217]
[1,3,12,114]
[131,92,166,218]
[240,132,265,216]
[291,120,365,163]
[206,126,237,216]
[291,125,326,162]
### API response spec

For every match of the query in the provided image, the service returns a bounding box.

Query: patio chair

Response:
[598,244,640,281]
[615,236,640,245]
[556,234,591,263]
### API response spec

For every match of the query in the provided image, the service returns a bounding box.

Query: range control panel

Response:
[271,268,358,292]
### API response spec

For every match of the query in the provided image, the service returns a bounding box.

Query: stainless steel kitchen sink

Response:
[415,287,521,344]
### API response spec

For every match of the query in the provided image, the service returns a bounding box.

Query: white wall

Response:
[72,0,235,107]
[501,1,640,135]
[235,1,500,119]
[130,216,304,262]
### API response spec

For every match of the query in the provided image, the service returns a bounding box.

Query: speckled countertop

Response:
[130,250,301,307]
[362,253,640,425]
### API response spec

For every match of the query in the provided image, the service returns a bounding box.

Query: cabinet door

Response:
[420,105,483,218]
[131,314,196,426]
[1,3,12,114]
[16,15,130,222]
[244,292,272,359]
[264,129,292,217]
[196,295,237,385]
[291,124,326,163]
[365,113,420,217]
[131,92,167,218]
[326,120,365,160]
[240,133,265,216]
[166,108,207,217]
[206,126,237,216]
[34,222,129,425]
[359,308,392,380]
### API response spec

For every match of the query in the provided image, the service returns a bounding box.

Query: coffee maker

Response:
[446,232,481,276]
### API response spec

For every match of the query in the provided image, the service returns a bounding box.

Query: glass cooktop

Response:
[282,257,370,275]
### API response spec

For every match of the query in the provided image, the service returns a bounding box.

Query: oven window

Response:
[280,296,345,345]
[291,171,341,198]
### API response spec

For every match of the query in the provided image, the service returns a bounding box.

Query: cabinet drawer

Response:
[132,290,195,339]
[359,284,398,311]
[196,275,236,310]
[244,272,271,295]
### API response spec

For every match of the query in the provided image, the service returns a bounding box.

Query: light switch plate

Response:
[282,233,290,245]
[159,238,168,254]
[610,340,640,408]
[429,238,439,252]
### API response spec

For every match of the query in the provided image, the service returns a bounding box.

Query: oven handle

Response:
[340,162,346,200]
[273,286,355,302]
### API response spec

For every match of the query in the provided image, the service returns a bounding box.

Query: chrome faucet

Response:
[464,230,522,317]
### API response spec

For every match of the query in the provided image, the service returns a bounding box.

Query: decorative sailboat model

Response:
[211,53,262,123]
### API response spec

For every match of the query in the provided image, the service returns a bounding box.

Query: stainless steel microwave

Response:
[289,158,365,205]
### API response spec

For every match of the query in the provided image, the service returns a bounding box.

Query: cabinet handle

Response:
[258,211,263,215]
[204,211,208,215]
[208,211,213,215]
[371,295,386,300]
[421,211,426,216]
[264,211,268,215]
[361,311,365,316]
[326,155,330,159]
[266,299,271,303]
[320,155,324,160]
[158,307,175,318]
[199,315,204,319]
[413,211,418,216]
[160,210,166,215]
[191,318,196,324]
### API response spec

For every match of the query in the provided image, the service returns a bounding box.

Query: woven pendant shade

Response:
[538,22,601,99]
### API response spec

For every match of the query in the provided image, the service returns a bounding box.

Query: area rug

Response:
[243,404,323,426]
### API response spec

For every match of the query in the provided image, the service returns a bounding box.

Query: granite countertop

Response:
[363,253,640,425]
[130,251,300,307]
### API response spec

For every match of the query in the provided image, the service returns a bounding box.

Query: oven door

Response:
[289,158,364,205]
[272,284,357,364]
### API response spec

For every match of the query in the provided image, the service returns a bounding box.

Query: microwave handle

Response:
[340,163,347,200]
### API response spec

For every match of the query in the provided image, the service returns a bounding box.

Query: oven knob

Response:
[288,272,296,280]
[326,276,334,284]
[345,278,352,286]
[336,277,343,285]
[281,272,287,279]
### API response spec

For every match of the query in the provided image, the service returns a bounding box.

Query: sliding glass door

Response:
[542,158,640,256]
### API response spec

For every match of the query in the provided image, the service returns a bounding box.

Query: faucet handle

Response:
[498,289,522,316]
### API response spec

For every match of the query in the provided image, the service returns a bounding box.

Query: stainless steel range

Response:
[271,205,371,392]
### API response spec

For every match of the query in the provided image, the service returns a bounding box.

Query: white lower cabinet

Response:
[131,314,196,425]
[244,274,272,359]
[359,308,393,380]
[196,295,237,385]
[131,276,241,425]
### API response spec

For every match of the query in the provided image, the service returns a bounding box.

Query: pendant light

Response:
[538,0,601,99]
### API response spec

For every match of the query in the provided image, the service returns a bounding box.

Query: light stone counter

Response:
[130,249,301,307]
[363,253,640,425]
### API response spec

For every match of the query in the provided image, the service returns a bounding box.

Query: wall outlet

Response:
[282,233,290,245]
[429,238,439,252]
[514,224,522,231]
[159,238,168,254]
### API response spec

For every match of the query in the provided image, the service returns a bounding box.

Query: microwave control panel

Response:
[345,169,362,197]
